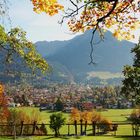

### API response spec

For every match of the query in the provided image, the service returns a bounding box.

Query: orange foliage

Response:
[32,0,64,16]
[70,108,80,122]
[70,108,112,128]
[92,110,102,123]
[67,0,140,41]
[31,0,140,41]
[81,111,93,123]
[0,83,9,122]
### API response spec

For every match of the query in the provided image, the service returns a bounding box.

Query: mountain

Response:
[0,30,134,85]
[35,40,69,57]
[35,30,134,85]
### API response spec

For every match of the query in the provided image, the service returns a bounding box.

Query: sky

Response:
[7,0,77,43]
[2,0,140,43]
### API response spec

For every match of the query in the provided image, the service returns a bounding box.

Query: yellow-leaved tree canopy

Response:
[30,0,140,64]
[0,0,50,75]
[31,0,140,41]
[0,25,49,74]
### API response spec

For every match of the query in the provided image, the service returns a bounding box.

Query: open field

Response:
[0,108,138,140]
[15,107,133,123]
[9,108,134,136]
[0,136,140,140]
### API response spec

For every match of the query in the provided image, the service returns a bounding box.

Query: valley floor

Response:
[0,108,139,140]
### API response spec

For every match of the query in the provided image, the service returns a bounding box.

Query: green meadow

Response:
[0,136,140,140]
[0,108,137,140]
[16,107,133,123]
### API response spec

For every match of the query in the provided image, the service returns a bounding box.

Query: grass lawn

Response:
[15,107,133,123]
[1,108,136,140]
[0,136,140,140]
[13,108,134,136]
[100,109,133,122]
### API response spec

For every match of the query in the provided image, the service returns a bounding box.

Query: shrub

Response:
[70,108,112,134]
[98,118,113,133]
[5,108,42,135]
[128,109,140,123]
[128,109,140,136]
[50,113,65,137]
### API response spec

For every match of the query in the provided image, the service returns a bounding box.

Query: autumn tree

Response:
[70,108,111,123]
[31,0,140,63]
[121,40,140,106]
[127,109,140,136]
[70,108,81,122]
[6,108,42,135]
[70,108,112,133]
[0,25,49,75]
[0,1,50,78]
[0,83,9,123]
[30,0,140,39]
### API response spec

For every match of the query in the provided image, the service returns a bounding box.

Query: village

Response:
[5,84,133,111]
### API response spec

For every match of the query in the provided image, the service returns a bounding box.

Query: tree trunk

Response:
[84,121,87,135]
[55,129,58,137]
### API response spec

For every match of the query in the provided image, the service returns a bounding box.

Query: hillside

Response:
[36,30,134,85]
[0,30,134,85]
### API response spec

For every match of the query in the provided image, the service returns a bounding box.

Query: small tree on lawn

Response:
[49,113,65,137]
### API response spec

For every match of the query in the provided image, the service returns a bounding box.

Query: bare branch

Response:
[59,1,95,24]
[88,25,98,65]
[97,0,118,22]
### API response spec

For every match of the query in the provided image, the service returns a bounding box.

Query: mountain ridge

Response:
[35,30,134,85]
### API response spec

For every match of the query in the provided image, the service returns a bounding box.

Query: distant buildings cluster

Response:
[5,84,133,111]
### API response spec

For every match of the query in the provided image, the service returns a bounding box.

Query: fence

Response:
[0,121,140,137]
